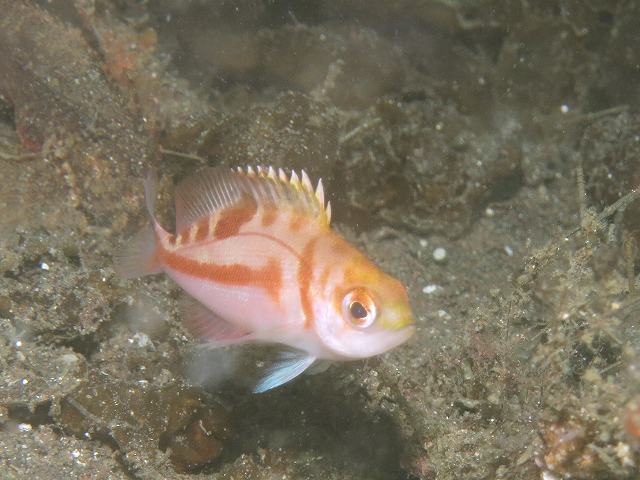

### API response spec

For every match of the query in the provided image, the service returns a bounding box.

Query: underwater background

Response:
[1,1,639,478]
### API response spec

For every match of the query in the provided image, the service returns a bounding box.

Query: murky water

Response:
[1,1,639,479]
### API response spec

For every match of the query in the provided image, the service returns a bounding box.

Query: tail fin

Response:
[113,171,162,279]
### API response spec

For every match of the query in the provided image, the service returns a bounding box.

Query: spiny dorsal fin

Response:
[175,166,331,232]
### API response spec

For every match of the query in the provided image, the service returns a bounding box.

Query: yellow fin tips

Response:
[315,178,325,207]
[290,170,301,190]
[301,170,313,192]
[189,165,331,228]
[275,166,329,226]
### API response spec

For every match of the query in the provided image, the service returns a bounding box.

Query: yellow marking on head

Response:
[379,299,414,330]
[343,255,384,286]
[340,257,414,331]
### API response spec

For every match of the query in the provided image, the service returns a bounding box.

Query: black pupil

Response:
[349,301,368,319]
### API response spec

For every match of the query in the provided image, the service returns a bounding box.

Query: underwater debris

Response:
[2,1,640,478]
[60,372,231,473]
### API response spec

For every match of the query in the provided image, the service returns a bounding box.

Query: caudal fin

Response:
[113,225,161,278]
[113,171,162,279]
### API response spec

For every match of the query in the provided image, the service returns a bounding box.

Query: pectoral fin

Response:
[180,295,253,348]
[253,350,316,393]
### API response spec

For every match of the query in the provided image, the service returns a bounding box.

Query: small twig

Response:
[597,188,640,223]
[0,150,38,161]
[562,105,629,126]
[568,185,640,239]
[623,232,638,293]
[64,395,134,431]
[576,162,587,221]
[338,117,382,146]
[598,361,621,376]
[159,146,206,164]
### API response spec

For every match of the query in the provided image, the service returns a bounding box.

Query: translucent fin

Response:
[113,224,160,279]
[180,295,253,348]
[113,170,163,279]
[253,350,316,393]
[306,360,333,375]
[174,166,331,232]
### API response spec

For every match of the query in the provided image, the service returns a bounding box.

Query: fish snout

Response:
[379,300,415,331]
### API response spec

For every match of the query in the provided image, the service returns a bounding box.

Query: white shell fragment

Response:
[433,247,447,262]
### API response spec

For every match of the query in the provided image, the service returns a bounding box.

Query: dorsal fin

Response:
[175,166,331,232]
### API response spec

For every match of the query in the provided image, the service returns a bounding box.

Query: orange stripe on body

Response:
[194,217,210,242]
[318,264,333,290]
[159,247,283,306]
[298,236,319,329]
[163,203,324,326]
[261,208,277,227]
[214,197,258,240]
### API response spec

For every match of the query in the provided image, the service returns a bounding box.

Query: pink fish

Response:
[115,166,415,392]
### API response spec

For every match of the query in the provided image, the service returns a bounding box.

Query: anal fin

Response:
[305,360,333,375]
[253,350,316,393]
[181,295,253,348]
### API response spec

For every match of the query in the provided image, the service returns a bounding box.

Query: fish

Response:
[114,166,415,392]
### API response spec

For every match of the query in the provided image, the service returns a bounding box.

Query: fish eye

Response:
[350,301,368,319]
[342,288,377,329]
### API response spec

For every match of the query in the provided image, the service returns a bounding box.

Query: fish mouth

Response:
[391,324,416,347]
[380,305,415,331]
[330,323,416,360]
[371,323,415,355]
